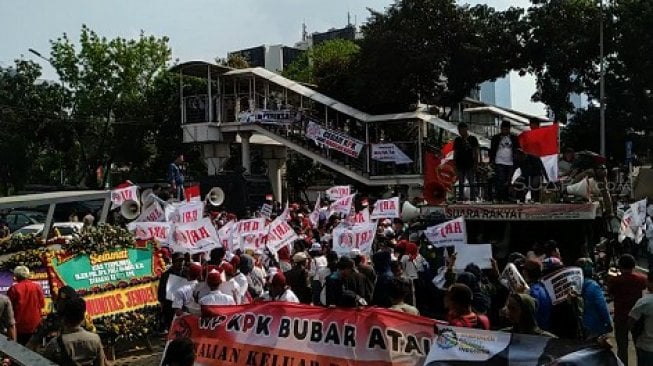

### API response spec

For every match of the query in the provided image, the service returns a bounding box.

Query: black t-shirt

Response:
[453,135,479,169]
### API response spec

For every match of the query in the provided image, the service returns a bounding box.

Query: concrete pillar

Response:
[239,132,252,174]
[261,145,287,202]
[234,98,241,120]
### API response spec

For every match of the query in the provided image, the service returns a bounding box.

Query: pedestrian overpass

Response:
[172,61,490,200]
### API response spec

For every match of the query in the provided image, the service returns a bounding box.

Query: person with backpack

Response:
[629,272,653,366]
[445,284,490,330]
[576,258,612,340]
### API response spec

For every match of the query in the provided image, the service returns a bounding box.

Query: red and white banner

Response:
[135,202,165,222]
[267,216,299,255]
[185,184,201,202]
[371,143,413,165]
[424,217,467,248]
[236,218,266,235]
[309,194,321,228]
[172,303,438,366]
[110,185,138,209]
[371,197,400,220]
[518,124,559,181]
[332,223,376,256]
[235,218,267,251]
[171,218,219,253]
[348,209,371,227]
[216,221,235,250]
[175,201,205,224]
[305,121,364,158]
[329,193,355,217]
[326,185,351,200]
[127,221,172,245]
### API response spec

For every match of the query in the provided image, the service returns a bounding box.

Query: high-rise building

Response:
[229,45,305,73]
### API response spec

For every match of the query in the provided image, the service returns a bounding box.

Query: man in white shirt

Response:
[218,263,243,304]
[308,243,327,305]
[629,272,653,365]
[262,273,299,303]
[231,255,250,303]
[489,120,519,202]
[172,262,202,316]
[199,270,236,306]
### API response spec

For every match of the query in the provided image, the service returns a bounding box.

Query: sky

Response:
[0,0,543,115]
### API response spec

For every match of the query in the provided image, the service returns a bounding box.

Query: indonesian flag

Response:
[518,124,559,181]
[185,184,201,202]
[441,141,454,165]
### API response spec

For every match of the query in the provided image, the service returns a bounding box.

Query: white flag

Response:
[425,217,467,248]
[329,193,355,217]
[171,218,219,253]
[309,193,321,227]
[127,221,172,245]
[135,202,165,223]
[110,185,138,209]
[326,185,350,200]
[370,197,400,220]
[267,215,299,255]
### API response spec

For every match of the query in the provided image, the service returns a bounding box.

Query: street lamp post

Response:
[599,0,606,157]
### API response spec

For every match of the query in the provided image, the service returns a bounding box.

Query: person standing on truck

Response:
[168,153,185,201]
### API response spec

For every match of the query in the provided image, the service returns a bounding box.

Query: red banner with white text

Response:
[168,303,439,366]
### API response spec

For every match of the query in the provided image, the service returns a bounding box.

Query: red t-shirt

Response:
[608,272,647,322]
[447,312,490,330]
[7,280,44,334]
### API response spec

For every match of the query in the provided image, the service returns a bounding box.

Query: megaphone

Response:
[401,201,420,221]
[140,189,154,207]
[566,178,600,199]
[206,187,225,207]
[120,199,141,220]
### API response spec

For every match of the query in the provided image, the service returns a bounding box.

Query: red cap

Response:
[230,255,240,269]
[277,246,290,261]
[221,262,235,276]
[188,262,202,280]
[207,269,222,287]
[271,272,286,287]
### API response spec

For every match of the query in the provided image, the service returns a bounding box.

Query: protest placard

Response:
[305,122,364,158]
[332,223,376,256]
[348,209,370,226]
[127,221,172,245]
[541,266,584,305]
[330,193,355,216]
[371,197,400,220]
[110,185,138,209]
[499,263,529,292]
[175,201,204,223]
[371,143,413,164]
[171,218,220,253]
[135,202,165,222]
[267,216,299,255]
[260,203,273,219]
[309,194,321,227]
[165,274,191,301]
[453,244,492,270]
[326,186,351,200]
[425,217,467,248]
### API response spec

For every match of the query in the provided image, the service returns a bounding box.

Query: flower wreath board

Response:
[44,240,165,319]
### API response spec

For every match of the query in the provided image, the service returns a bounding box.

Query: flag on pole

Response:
[184,184,201,202]
[518,124,559,181]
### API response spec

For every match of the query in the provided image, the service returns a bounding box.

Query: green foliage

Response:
[65,224,136,255]
[216,53,250,69]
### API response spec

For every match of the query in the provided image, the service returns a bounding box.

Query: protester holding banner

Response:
[198,270,235,307]
[260,272,299,303]
[158,252,185,332]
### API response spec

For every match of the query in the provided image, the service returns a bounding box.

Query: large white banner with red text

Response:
[370,197,400,220]
[424,217,467,248]
[171,218,219,253]
[305,121,364,158]
[332,223,376,256]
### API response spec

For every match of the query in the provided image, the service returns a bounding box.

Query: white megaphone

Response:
[120,199,141,220]
[140,189,154,207]
[401,201,420,221]
[566,178,600,199]
[205,187,225,207]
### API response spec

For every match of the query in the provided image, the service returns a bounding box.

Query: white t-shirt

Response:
[218,278,243,305]
[233,273,249,301]
[172,280,199,314]
[495,135,514,166]
[199,290,236,306]
[308,256,328,279]
[262,288,300,303]
[400,254,427,280]
[192,281,211,304]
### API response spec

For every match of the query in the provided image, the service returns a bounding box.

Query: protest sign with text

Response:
[332,223,376,256]
[425,217,467,248]
[541,266,584,305]
[371,197,400,220]
[172,218,220,253]
[309,193,321,228]
[266,216,299,255]
[110,185,138,209]
[135,202,165,222]
[371,143,413,165]
[127,221,172,245]
[329,193,355,217]
[305,121,364,158]
[453,244,492,270]
[173,302,437,366]
[175,201,205,223]
[217,221,235,250]
[348,209,371,226]
[499,263,529,292]
[326,185,350,200]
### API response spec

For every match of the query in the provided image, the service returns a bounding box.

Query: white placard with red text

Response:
[135,202,165,223]
[309,193,321,228]
[329,194,355,217]
[110,186,138,209]
[370,197,400,220]
[332,223,376,256]
[171,218,219,253]
[425,217,467,248]
[267,216,299,254]
[348,209,371,227]
[326,185,351,200]
[127,221,172,245]
[216,221,235,250]
[175,201,204,223]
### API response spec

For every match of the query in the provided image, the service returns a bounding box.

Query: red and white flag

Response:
[184,184,201,202]
[309,194,321,227]
[519,124,559,181]
[326,185,350,200]
[441,141,454,165]
[329,193,355,217]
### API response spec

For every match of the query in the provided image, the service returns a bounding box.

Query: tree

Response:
[0,60,67,195]
[216,53,250,69]
[48,25,172,187]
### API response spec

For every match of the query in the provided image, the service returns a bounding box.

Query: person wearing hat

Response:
[453,122,480,202]
[172,262,202,316]
[284,252,312,304]
[308,243,327,305]
[490,120,520,202]
[218,262,244,304]
[350,249,376,299]
[325,257,369,308]
[8,266,45,345]
[513,148,549,202]
[158,251,185,332]
[229,255,250,304]
[262,273,299,303]
[199,270,235,306]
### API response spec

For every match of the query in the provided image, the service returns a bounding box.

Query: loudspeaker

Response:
[206,187,225,207]
[401,201,420,221]
[566,178,599,199]
[140,189,154,207]
[120,199,141,220]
